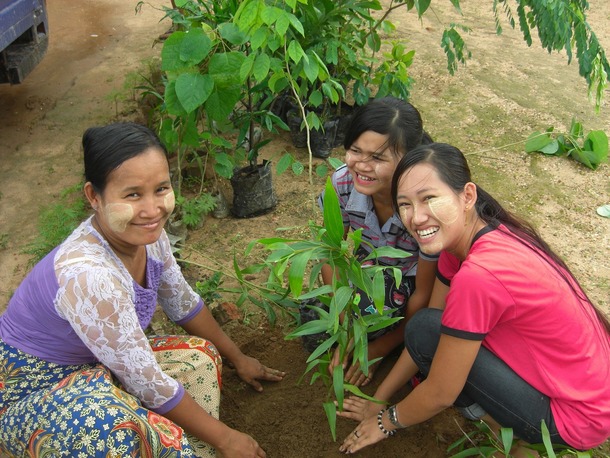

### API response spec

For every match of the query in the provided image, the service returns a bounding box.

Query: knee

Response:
[404,308,442,364]
[405,308,442,342]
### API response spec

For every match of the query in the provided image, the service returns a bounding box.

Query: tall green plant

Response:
[235,178,411,439]
[157,0,288,180]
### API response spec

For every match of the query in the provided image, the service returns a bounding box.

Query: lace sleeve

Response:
[155,231,203,322]
[55,265,180,410]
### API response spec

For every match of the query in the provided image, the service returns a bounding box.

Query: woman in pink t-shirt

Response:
[337,142,610,455]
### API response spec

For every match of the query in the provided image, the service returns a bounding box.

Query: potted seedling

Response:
[157,0,289,218]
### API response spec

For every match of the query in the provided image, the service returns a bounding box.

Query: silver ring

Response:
[353,430,360,438]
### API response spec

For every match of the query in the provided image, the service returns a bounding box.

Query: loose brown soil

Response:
[0,0,608,456]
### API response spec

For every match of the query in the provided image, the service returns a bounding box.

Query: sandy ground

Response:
[0,0,170,304]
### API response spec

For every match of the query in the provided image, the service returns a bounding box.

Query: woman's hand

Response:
[217,428,266,458]
[232,354,286,392]
[337,396,381,423]
[339,415,388,454]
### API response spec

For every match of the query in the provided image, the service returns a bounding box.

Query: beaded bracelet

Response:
[377,409,396,437]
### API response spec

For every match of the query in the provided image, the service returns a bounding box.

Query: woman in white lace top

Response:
[0,122,284,457]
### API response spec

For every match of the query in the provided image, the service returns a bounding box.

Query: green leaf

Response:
[213,152,235,179]
[569,147,594,169]
[303,55,320,83]
[240,53,256,81]
[323,401,337,442]
[585,130,609,156]
[316,164,329,177]
[328,157,344,169]
[309,90,323,107]
[288,40,305,64]
[288,319,328,337]
[253,53,271,82]
[307,332,339,362]
[275,13,290,37]
[291,161,304,175]
[364,246,412,260]
[322,178,344,246]
[332,364,344,412]
[287,12,304,36]
[205,87,242,122]
[414,0,431,16]
[161,32,187,71]
[175,73,214,114]
[218,23,248,45]
[372,270,385,313]
[250,28,267,50]
[297,286,334,301]
[209,52,246,88]
[163,82,187,116]
[288,251,311,297]
[276,153,294,175]
[540,420,556,458]
[343,385,384,403]
[539,140,560,155]
[500,427,515,455]
[525,131,553,153]
[180,28,213,67]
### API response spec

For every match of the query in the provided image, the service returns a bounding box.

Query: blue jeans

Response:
[405,308,569,446]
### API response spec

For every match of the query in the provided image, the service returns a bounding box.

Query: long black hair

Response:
[344,97,432,157]
[391,142,610,334]
[83,122,168,193]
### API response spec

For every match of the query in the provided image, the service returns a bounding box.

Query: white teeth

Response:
[358,174,374,181]
[417,227,438,238]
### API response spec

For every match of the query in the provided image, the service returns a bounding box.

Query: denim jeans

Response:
[405,308,569,446]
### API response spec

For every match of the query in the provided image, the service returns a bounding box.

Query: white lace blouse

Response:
[0,216,203,412]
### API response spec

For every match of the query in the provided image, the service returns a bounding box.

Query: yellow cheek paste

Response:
[399,206,409,225]
[164,191,175,215]
[104,203,134,233]
[428,196,458,225]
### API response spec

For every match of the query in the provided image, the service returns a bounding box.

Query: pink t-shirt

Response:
[439,226,610,449]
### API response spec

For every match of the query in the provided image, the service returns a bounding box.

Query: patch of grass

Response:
[23,183,88,265]
[0,233,8,250]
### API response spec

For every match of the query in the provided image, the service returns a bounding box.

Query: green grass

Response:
[23,183,88,265]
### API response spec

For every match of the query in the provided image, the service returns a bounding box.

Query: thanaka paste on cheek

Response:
[399,206,409,225]
[104,203,134,233]
[428,196,458,225]
[164,191,175,215]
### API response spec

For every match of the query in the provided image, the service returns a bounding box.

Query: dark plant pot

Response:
[271,91,296,124]
[310,118,338,159]
[287,108,339,158]
[230,160,277,218]
[287,108,307,148]
[333,102,355,148]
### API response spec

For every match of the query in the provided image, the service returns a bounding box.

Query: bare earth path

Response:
[0,1,608,456]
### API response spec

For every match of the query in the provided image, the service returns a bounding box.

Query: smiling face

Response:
[345,130,401,202]
[86,147,174,251]
[395,163,473,257]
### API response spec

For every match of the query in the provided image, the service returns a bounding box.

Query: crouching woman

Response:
[338,142,610,455]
